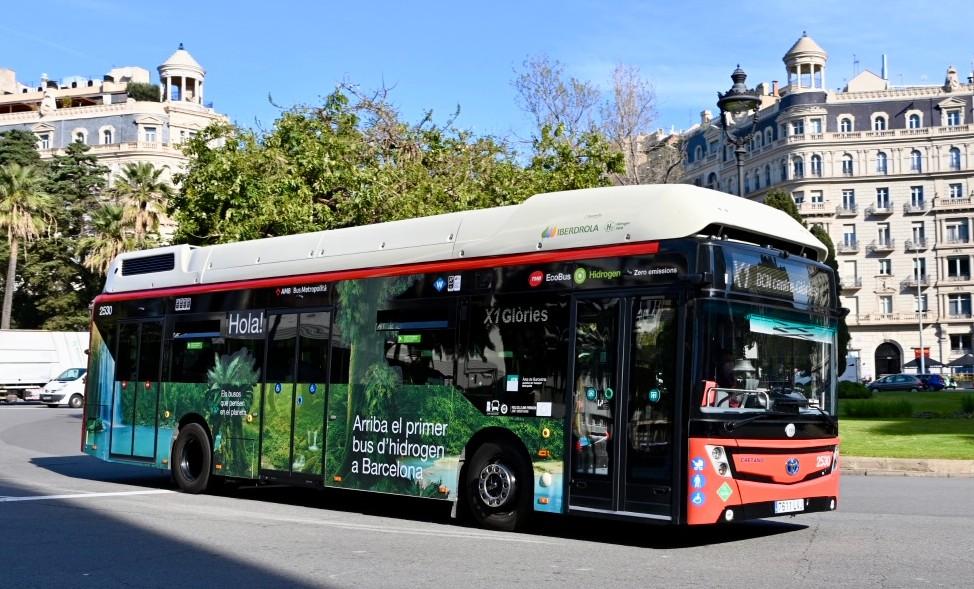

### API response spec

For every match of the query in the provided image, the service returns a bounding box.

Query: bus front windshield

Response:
[698,301,835,416]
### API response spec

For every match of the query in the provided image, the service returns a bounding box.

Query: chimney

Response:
[700,110,712,125]
[882,54,888,80]
[772,80,780,97]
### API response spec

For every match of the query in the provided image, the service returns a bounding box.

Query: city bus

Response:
[82,184,840,530]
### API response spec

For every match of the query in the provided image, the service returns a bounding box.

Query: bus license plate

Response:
[774,499,804,514]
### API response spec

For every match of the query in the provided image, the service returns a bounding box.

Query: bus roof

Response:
[103,184,826,294]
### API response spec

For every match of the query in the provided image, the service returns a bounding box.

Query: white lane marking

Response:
[0,489,172,503]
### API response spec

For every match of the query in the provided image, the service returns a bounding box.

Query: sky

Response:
[3,0,974,145]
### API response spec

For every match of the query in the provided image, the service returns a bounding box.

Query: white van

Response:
[39,368,87,408]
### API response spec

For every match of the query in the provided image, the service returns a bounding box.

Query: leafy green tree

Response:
[79,204,131,274]
[0,163,56,329]
[112,162,171,243]
[0,129,43,168]
[13,141,110,329]
[126,82,161,102]
[527,124,625,193]
[763,189,850,375]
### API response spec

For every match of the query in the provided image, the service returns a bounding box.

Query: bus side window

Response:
[115,324,139,381]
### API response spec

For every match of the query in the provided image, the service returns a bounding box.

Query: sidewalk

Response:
[841,456,974,477]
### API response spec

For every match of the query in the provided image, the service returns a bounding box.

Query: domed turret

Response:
[783,32,827,93]
[158,43,205,104]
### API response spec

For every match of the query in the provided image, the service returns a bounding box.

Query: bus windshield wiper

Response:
[807,402,837,429]
[724,410,790,432]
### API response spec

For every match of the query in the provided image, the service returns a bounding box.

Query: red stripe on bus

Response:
[94,241,661,303]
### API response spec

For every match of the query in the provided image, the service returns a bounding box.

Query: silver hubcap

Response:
[478,462,515,508]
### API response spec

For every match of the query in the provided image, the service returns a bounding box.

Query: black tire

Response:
[464,442,532,531]
[68,395,83,409]
[172,422,212,494]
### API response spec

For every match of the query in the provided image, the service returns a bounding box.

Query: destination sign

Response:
[722,248,830,308]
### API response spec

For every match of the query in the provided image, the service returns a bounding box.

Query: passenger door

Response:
[568,296,679,519]
[109,320,163,460]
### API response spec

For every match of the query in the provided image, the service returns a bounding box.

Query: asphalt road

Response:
[1,404,973,588]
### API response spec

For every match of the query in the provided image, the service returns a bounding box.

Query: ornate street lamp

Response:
[717,65,762,197]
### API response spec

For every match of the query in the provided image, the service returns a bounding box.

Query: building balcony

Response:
[797,202,833,217]
[865,203,894,216]
[903,202,928,214]
[849,311,931,326]
[946,312,973,320]
[901,276,930,289]
[904,238,928,251]
[867,239,895,254]
[840,276,863,290]
[934,197,974,211]
[835,204,858,217]
[941,275,972,285]
[837,240,860,254]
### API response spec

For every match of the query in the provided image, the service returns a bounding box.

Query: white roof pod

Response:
[103,185,826,294]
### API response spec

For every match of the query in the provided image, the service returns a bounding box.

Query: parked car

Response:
[867,374,927,392]
[916,374,946,391]
[38,368,86,408]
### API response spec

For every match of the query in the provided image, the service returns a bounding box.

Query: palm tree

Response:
[0,163,56,329]
[112,162,172,240]
[79,204,131,274]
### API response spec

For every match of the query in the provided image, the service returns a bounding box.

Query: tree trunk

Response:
[1,238,18,329]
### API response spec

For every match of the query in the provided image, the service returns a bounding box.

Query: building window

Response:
[754,170,761,190]
[913,257,927,280]
[876,151,888,174]
[842,189,856,209]
[878,259,892,276]
[950,183,964,199]
[911,186,925,207]
[765,128,773,145]
[879,295,893,315]
[694,146,703,161]
[877,222,891,245]
[945,219,969,243]
[841,153,854,175]
[809,118,822,134]
[950,334,971,352]
[792,191,805,205]
[949,147,961,170]
[908,113,922,129]
[838,117,853,133]
[144,126,157,143]
[37,133,51,150]
[910,150,923,172]
[791,120,804,136]
[764,165,771,186]
[842,224,857,247]
[793,156,804,178]
[744,173,751,193]
[946,256,971,280]
[876,187,890,209]
[947,110,961,127]
[914,294,929,313]
[780,159,788,181]
[949,294,972,318]
[102,128,113,144]
[709,141,718,155]
[872,114,888,131]
[811,154,822,176]
[912,221,925,244]
[74,131,85,144]
[810,190,824,204]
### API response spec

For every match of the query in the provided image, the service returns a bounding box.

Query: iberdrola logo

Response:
[541,226,559,238]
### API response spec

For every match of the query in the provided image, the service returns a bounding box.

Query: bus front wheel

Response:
[465,442,531,531]
[172,422,212,494]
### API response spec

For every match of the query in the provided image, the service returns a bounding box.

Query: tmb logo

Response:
[528,270,544,287]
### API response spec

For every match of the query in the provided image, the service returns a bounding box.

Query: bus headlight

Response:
[705,444,732,477]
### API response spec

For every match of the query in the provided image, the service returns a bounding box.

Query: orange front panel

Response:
[686,437,839,525]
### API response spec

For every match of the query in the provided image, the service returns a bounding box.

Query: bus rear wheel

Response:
[465,442,531,531]
[172,422,212,494]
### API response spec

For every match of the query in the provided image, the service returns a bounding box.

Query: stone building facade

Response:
[0,44,226,185]
[682,34,974,380]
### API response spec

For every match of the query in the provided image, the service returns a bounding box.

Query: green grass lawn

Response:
[867,389,974,415]
[840,418,974,460]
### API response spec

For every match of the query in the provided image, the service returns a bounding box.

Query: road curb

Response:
[841,456,974,478]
